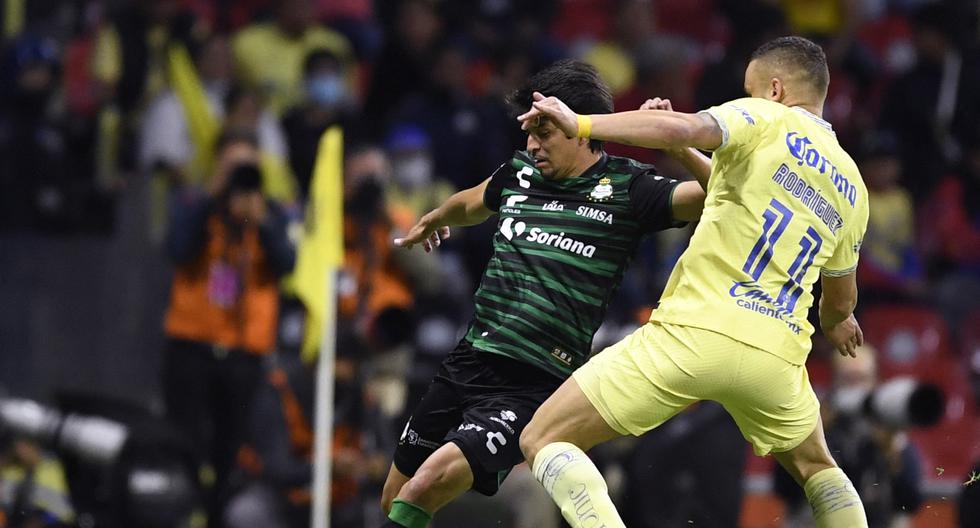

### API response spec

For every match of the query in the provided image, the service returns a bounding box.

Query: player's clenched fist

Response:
[639,97,673,112]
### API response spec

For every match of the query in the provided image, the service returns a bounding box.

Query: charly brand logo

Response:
[500,410,517,422]
[543,200,564,211]
[516,165,533,189]
[785,132,857,207]
[589,177,613,202]
[485,431,507,454]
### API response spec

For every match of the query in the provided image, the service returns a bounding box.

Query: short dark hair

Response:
[508,59,614,152]
[750,36,829,97]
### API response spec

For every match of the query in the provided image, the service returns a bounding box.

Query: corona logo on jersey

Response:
[785,132,857,207]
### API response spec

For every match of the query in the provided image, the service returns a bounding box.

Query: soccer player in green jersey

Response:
[378,60,707,528]
[517,37,869,528]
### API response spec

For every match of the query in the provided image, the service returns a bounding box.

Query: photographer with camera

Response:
[162,130,296,527]
[775,344,927,527]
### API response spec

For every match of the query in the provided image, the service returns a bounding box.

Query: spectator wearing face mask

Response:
[232,0,352,116]
[383,125,454,228]
[282,48,359,200]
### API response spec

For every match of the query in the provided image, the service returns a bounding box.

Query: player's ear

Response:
[769,77,784,102]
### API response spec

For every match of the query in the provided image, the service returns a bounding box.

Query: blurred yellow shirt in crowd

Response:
[865,187,914,273]
[782,0,843,35]
[232,23,352,115]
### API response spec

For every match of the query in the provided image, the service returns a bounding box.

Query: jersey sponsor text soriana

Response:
[651,98,869,364]
[467,150,681,378]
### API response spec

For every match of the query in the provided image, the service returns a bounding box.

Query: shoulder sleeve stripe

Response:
[821,265,857,278]
[699,109,728,151]
[483,162,510,212]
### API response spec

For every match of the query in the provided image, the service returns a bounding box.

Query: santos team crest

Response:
[589,177,613,202]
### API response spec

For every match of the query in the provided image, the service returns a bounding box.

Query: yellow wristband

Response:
[576,114,592,139]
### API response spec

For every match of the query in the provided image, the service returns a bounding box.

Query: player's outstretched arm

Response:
[638,98,712,190]
[517,91,723,152]
[393,178,495,252]
[670,181,706,222]
[819,272,863,358]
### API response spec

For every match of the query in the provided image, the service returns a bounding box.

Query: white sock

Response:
[531,442,626,528]
[804,467,868,528]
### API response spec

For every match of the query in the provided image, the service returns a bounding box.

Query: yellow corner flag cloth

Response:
[294,126,344,362]
[167,43,220,185]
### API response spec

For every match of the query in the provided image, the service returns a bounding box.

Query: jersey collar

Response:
[575,152,609,181]
[793,107,835,135]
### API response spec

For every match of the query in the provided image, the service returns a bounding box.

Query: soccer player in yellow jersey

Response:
[515,36,870,527]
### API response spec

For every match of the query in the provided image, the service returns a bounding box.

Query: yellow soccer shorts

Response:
[573,321,819,456]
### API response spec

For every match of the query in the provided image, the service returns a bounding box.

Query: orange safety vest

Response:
[165,214,279,354]
[339,216,413,318]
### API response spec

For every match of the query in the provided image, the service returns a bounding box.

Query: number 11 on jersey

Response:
[742,198,823,312]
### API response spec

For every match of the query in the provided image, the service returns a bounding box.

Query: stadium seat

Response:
[960,309,980,363]
[860,305,954,383]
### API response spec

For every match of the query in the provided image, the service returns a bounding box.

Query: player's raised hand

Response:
[824,314,864,358]
[639,97,673,112]
[393,217,451,253]
[517,91,579,137]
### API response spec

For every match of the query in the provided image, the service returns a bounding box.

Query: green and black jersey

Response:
[463,150,684,379]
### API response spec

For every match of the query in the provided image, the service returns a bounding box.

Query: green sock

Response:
[804,467,868,527]
[532,441,626,528]
[388,498,432,528]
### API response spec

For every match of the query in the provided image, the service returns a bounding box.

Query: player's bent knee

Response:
[519,423,547,466]
[774,443,838,485]
[399,459,470,503]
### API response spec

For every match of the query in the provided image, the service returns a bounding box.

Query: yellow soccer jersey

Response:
[651,97,869,365]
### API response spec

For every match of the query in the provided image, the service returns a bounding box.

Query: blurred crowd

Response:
[2,0,980,527]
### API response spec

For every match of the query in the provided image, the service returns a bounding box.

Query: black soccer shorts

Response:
[392,341,563,495]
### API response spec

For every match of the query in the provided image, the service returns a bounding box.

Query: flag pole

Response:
[312,269,337,528]
[301,126,343,528]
